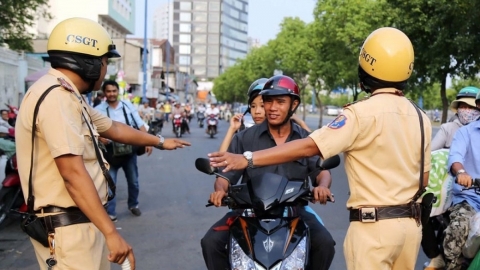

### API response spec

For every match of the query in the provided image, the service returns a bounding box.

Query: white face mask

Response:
[457,107,480,125]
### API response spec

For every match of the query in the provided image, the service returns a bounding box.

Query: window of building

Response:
[192,56,207,65]
[192,34,207,44]
[234,1,243,10]
[179,13,191,21]
[208,45,219,56]
[193,1,207,11]
[208,23,219,33]
[179,45,191,54]
[194,67,206,76]
[208,34,219,44]
[193,45,207,54]
[209,2,220,11]
[193,12,207,22]
[179,34,191,43]
[179,1,191,10]
[240,13,248,22]
[179,55,191,65]
[207,57,219,65]
[193,24,207,33]
[209,13,220,22]
[207,67,219,77]
[179,23,191,32]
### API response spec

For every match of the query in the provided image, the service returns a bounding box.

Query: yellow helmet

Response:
[359,27,414,83]
[48,17,120,58]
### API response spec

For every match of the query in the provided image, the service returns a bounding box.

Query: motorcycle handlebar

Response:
[205,193,334,207]
[456,178,480,190]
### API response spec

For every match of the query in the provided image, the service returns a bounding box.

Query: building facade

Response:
[31,0,135,39]
[152,0,248,80]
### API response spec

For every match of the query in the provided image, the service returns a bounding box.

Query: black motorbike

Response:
[197,113,205,128]
[195,155,340,269]
[148,118,164,137]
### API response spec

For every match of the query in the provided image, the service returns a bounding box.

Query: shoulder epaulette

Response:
[57,77,75,92]
[343,96,370,108]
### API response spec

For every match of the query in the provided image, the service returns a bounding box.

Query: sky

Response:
[132,0,316,44]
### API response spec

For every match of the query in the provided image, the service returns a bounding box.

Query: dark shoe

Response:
[129,207,142,216]
[109,215,118,222]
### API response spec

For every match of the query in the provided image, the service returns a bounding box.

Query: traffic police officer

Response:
[16,17,189,269]
[208,27,432,270]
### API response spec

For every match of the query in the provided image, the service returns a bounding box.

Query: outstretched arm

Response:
[209,137,321,172]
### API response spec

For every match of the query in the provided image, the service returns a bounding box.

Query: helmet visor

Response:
[107,44,121,58]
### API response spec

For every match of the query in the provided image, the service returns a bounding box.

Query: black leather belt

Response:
[42,211,90,231]
[349,205,413,222]
[35,206,82,214]
[34,206,90,231]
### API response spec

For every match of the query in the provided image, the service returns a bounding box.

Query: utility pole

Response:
[142,0,148,103]
[165,0,170,100]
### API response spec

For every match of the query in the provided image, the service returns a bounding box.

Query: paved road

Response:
[0,114,439,270]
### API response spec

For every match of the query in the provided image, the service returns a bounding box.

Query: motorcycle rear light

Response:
[10,154,18,170]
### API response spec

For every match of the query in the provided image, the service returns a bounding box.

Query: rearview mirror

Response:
[195,158,217,175]
[318,155,341,170]
[195,158,231,184]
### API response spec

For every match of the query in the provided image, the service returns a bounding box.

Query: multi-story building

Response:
[152,0,249,80]
[31,0,135,39]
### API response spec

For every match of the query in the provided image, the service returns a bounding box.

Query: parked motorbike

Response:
[0,152,26,228]
[173,114,185,138]
[5,104,18,127]
[195,155,340,270]
[206,114,218,138]
[197,113,205,128]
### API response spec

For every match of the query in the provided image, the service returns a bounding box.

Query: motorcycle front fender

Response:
[3,173,20,187]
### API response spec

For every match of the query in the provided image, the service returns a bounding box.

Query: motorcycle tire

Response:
[176,127,182,138]
[0,187,16,229]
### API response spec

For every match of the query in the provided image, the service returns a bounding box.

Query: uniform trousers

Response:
[344,218,421,270]
[30,222,110,270]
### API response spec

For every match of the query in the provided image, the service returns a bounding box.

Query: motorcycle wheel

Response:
[0,187,15,228]
[176,126,182,138]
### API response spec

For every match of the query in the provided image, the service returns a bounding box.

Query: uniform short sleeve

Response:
[309,108,360,159]
[88,105,113,133]
[38,90,84,158]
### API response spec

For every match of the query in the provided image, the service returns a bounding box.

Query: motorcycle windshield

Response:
[248,173,305,212]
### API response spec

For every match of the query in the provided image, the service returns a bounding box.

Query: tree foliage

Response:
[213,0,480,124]
[0,0,52,51]
[383,0,480,122]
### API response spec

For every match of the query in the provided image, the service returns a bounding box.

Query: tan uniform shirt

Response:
[16,69,113,210]
[310,88,432,208]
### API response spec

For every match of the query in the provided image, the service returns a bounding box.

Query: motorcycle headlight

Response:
[231,237,259,270]
[280,237,307,270]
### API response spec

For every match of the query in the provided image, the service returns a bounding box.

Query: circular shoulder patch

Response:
[328,114,347,129]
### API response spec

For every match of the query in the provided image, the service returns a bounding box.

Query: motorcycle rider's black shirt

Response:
[219,120,322,186]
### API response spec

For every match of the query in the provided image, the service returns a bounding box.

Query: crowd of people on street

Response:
[1,16,480,270]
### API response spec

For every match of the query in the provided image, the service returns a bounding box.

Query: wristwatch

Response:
[155,135,165,150]
[243,151,254,168]
[456,169,466,176]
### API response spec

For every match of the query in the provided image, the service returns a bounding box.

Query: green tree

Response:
[387,0,480,122]
[0,0,52,51]
[269,17,314,120]
[310,0,393,103]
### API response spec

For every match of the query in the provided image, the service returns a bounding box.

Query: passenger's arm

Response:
[218,114,243,152]
[291,114,312,132]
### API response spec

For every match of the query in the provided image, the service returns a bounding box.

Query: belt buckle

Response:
[360,207,377,223]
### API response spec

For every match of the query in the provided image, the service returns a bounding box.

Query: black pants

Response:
[421,215,449,259]
[200,208,335,270]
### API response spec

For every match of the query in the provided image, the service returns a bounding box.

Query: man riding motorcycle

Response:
[200,75,336,270]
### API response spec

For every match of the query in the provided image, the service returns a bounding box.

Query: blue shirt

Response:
[95,100,145,128]
[448,120,480,212]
